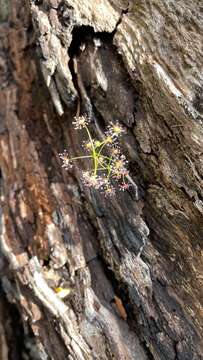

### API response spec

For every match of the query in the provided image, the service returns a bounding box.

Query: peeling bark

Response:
[0,0,203,359]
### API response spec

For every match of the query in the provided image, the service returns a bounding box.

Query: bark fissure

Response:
[0,0,203,359]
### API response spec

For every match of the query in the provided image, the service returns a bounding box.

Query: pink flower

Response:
[119,182,130,191]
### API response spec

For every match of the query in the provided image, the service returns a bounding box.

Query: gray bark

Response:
[0,0,203,359]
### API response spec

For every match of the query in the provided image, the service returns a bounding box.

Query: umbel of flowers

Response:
[59,115,130,196]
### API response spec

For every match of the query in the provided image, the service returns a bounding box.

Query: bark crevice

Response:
[0,0,203,359]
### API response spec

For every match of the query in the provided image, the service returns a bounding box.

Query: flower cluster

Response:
[106,121,126,139]
[59,150,73,170]
[72,115,89,129]
[60,116,130,196]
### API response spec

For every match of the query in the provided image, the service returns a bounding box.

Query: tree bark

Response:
[0,0,203,359]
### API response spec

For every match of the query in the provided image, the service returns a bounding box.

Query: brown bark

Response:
[0,0,203,359]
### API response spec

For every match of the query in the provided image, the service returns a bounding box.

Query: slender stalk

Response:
[97,140,107,155]
[71,156,92,161]
[84,125,98,175]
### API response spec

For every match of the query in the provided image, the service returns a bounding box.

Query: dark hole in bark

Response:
[68,25,114,59]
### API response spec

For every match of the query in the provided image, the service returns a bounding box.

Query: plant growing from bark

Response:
[59,115,130,196]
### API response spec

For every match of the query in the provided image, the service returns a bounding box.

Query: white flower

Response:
[106,121,126,138]
[72,115,89,130]
[59,150,72,170]
[82,171,107,189]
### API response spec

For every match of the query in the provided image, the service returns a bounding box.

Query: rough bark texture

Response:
[0,0,203,359]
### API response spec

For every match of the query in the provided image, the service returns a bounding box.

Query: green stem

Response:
[94,139,110,175]
[84,125,97,175]
[84,126,94,150]
[70,155,92,161]
[97,140,107,154]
